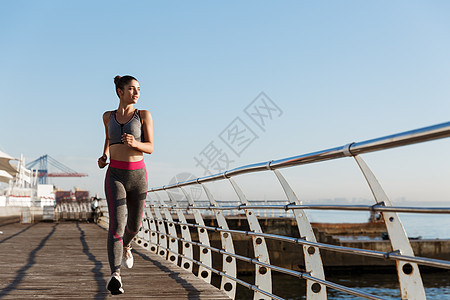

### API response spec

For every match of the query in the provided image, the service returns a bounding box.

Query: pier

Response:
[1,122,450,299]
[0,220,229,299]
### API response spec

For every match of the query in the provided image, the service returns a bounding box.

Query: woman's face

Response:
[119,79,140,104]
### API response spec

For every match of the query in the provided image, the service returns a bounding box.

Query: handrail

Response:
[148,216,450,270]
[146,225,386,300]
[151,203,450,214]
[104,121,450,300]
[150,121,450,191]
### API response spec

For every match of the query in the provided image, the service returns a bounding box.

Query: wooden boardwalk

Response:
[0,221,229,299]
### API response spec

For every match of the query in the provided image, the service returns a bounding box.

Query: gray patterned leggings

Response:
[105,159,147,274]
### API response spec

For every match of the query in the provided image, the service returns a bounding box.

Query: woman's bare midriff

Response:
[110,144,144,162]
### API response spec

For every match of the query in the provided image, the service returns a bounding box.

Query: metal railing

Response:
[102,121,450,299]
[55,201,92,221]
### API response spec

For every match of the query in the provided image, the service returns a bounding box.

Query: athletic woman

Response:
[98,75,154,295]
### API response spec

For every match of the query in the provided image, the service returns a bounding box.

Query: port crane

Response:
[26,154,88,184]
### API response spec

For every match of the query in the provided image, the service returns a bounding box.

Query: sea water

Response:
[235,271,450,299]
[235,211,450,299]
[304,210,450,239]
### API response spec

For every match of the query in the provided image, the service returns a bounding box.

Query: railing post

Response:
[273,169,327,300]
[149,197,168,259]
[228,177,272,300]
[153,192,179,265]
[180,186,212,283]
[137,203,152,251]
[144,197,159,254]
[352,155,426,300]
[166,190,194,273]
[201,183,237,299]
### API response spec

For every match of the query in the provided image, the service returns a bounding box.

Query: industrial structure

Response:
[1,153,89,211]
[26,154,88,184]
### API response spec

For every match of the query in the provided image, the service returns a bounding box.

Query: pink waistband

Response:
[110,159,145,170]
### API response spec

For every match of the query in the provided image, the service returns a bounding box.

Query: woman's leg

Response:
[105,168,128,274]
[123,167,148,246]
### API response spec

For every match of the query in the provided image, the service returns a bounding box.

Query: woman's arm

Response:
[121,110,154,154]
[98,111,111,168]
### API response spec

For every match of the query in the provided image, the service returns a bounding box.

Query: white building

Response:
[0,150,55,208]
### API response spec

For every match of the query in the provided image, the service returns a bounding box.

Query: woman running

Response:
[98,75,154,295]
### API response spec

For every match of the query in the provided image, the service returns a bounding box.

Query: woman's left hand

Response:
[122,133,137,148]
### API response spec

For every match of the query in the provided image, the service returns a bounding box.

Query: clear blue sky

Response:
[1,1,449,203]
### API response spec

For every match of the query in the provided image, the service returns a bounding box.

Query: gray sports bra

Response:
[108,110,144,146]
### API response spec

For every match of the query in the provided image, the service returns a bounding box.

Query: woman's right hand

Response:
[98,154,108,168]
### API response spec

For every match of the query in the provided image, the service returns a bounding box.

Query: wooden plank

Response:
[0,222,229,299]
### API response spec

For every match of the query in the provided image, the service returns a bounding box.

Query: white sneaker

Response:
[122,245,134,268]
[106,272,124,295]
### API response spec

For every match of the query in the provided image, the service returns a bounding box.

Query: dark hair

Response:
[114,75,138,97]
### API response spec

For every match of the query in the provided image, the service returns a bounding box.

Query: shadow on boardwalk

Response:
[0,222,228,299]
[0,223,57,298]
[76,222,107,300]
[133,248,202,299]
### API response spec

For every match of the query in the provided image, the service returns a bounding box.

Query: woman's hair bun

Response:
[113,75,138,98]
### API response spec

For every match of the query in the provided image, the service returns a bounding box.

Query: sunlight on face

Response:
[120,80,140,103]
